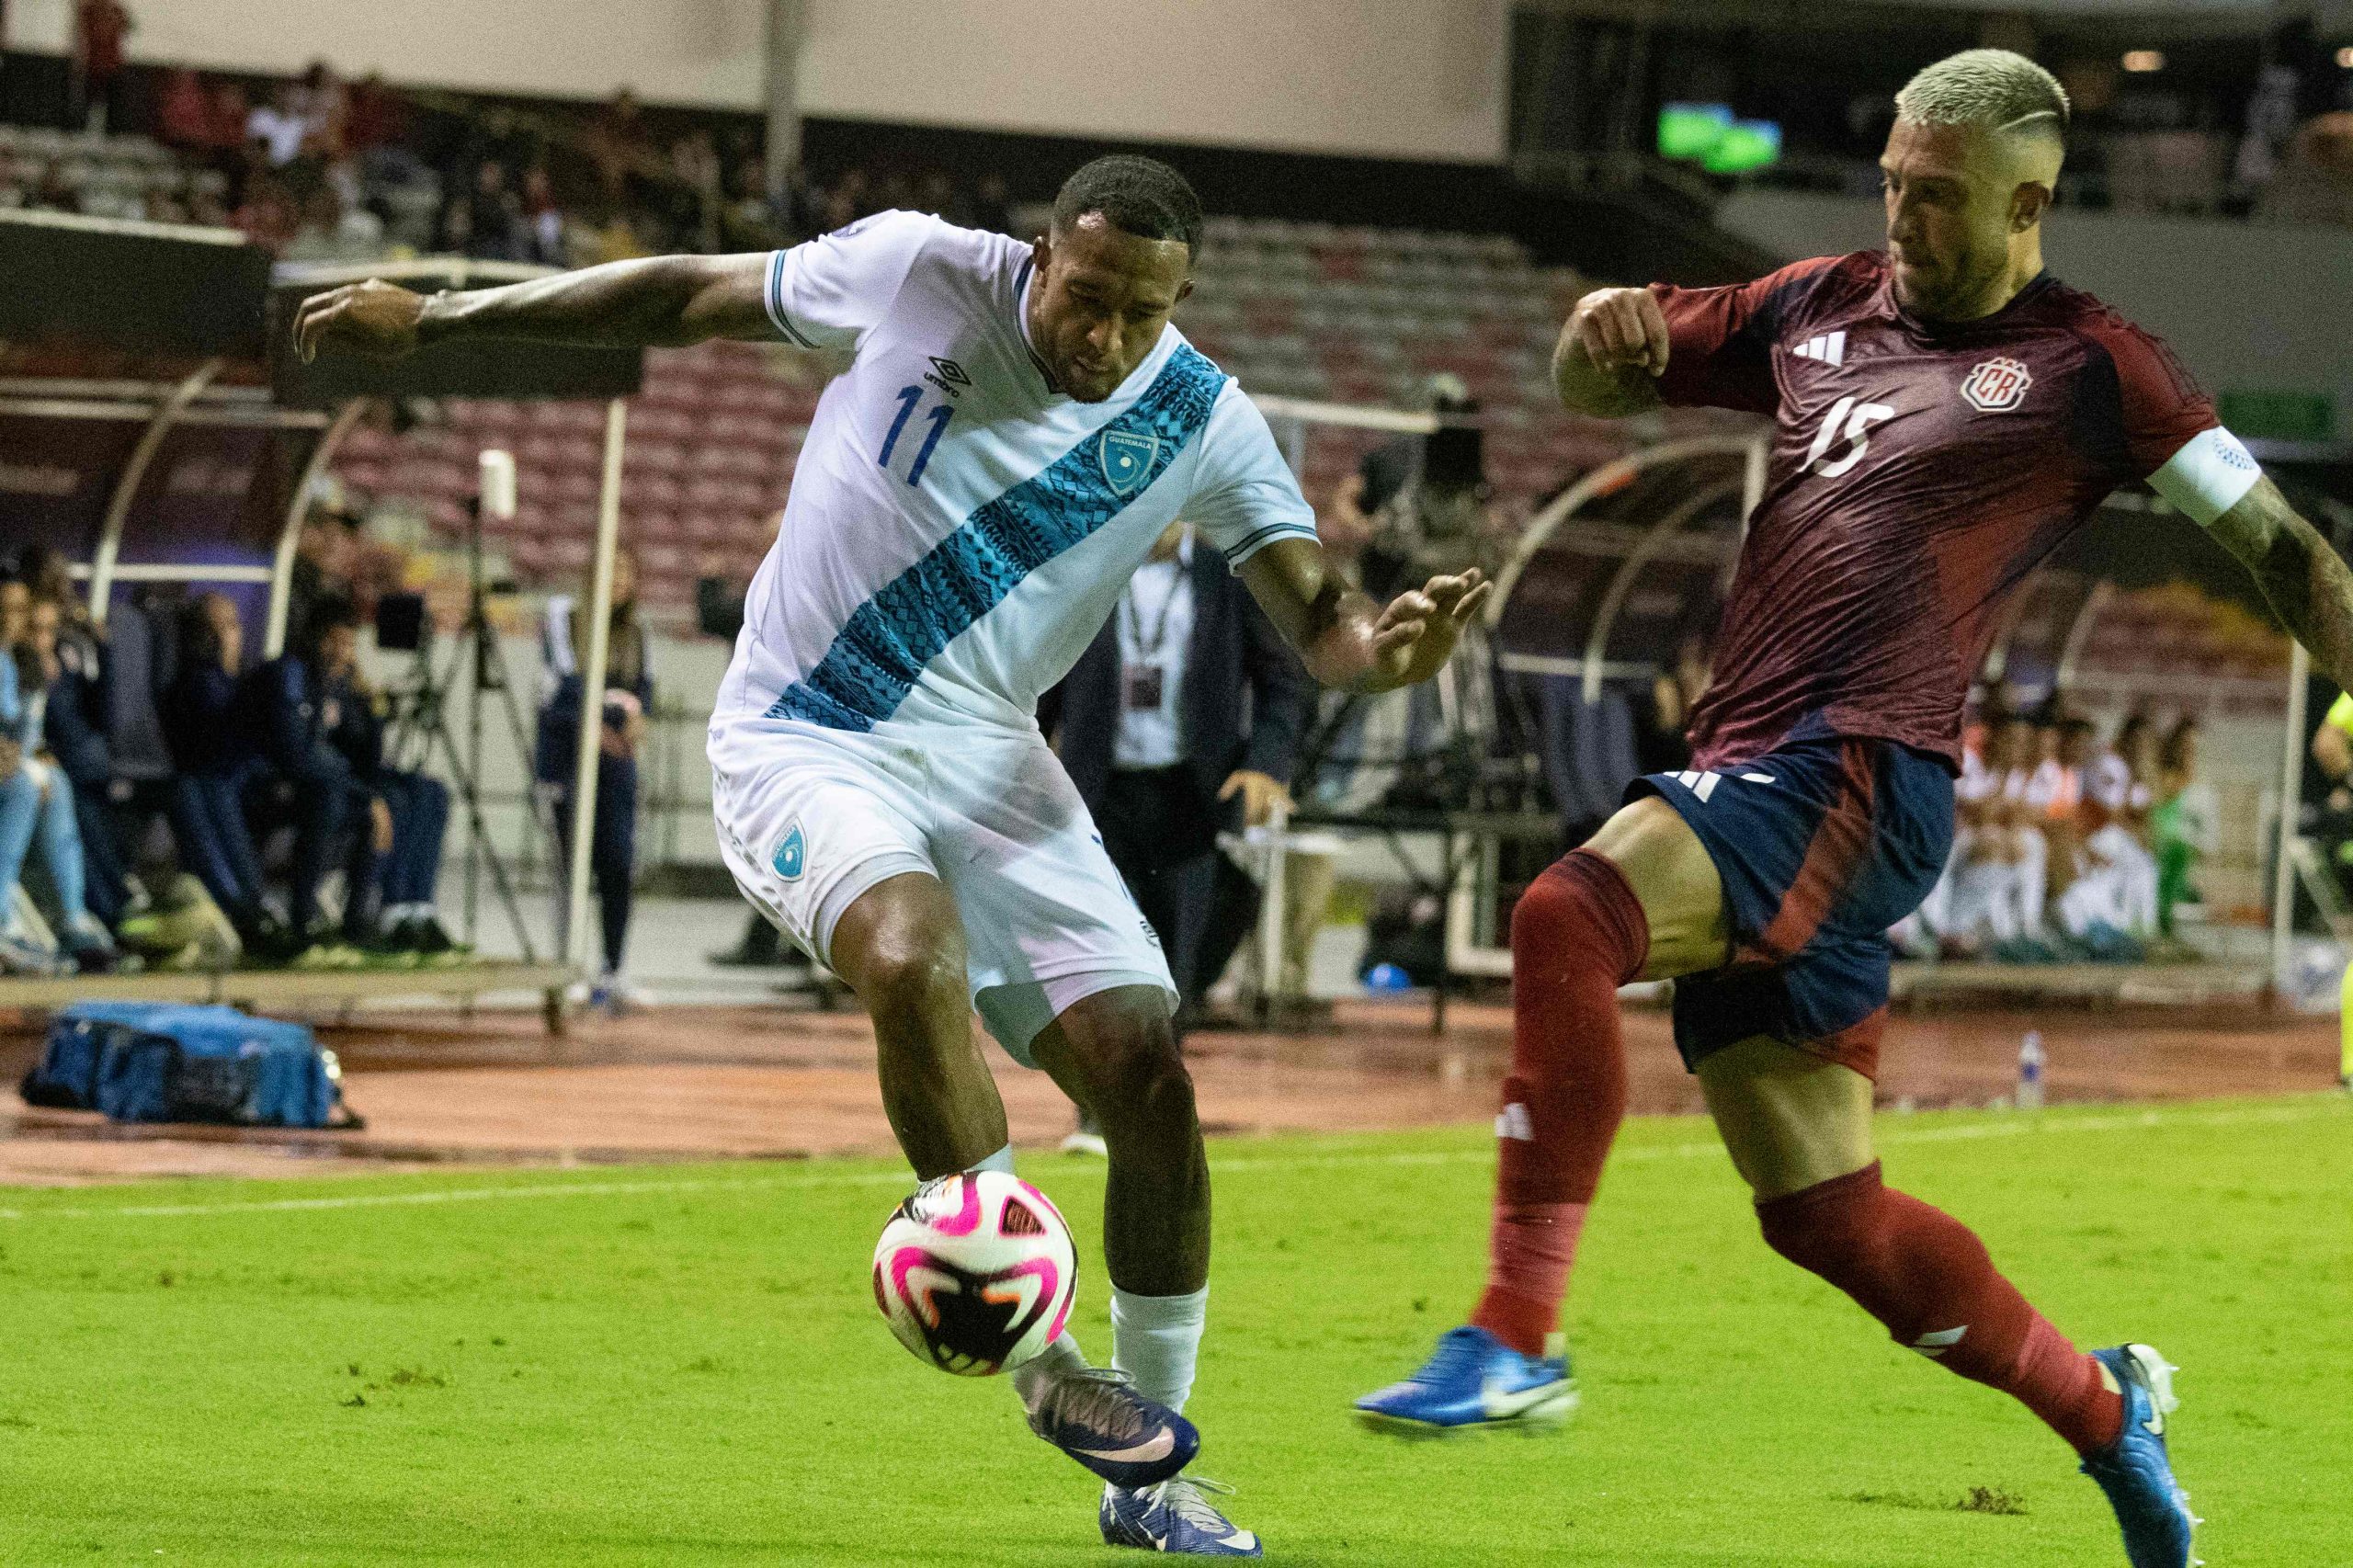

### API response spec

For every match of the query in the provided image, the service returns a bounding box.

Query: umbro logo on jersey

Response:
[1791,331,1846,366]
[1961,357,2032,413]
[1911,1325,1969,1358]
[924,357,972,398]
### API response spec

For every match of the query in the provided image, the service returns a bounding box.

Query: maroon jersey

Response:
[1649,250,2220,769]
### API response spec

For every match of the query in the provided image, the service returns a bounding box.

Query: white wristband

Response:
[2148,426,2261,527]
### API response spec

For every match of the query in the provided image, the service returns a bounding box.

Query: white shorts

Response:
[709,710,1175,1066]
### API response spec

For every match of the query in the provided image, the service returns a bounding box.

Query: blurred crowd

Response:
[1893,704,2215,964]
[3,34,1019,264]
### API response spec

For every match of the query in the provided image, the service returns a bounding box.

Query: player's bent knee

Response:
[1075,1015,1194,1133]
[856,947,968,1029]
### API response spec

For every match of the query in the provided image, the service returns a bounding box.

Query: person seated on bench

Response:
[252,595,373,960]
[0,583,120,971]
[20,545,133,929]
[325,656,455,958]
[162,592,281,952]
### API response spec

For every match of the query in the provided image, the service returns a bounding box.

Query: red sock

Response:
[1470,850,1648,1357]
[1756,1163,2125,1456]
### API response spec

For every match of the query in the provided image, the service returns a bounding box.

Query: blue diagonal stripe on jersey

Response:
[767,344,1225,731]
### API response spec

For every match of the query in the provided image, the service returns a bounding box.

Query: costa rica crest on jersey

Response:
[1960,357,2032,413]
[1098,430,1160,496]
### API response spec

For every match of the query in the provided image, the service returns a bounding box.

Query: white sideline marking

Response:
[0,1098,2342,1223]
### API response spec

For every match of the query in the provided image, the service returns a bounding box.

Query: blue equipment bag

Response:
[21,1003,360,1130]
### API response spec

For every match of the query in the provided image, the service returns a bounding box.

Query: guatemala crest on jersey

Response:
[772,820,806,881]
[1098,430,1160,496]
[1960,356,2032,414]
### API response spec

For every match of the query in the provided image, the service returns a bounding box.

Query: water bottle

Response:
[2017,1030,2045,1111]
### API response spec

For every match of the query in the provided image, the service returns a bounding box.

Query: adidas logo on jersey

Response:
[1791,331,1847,367]
[1495,1103,1534,1142]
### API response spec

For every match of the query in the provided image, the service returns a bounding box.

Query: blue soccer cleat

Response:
[1353,1324,1578,1437]
[1024,1365,1199,1488]
[1101,1475,1261,1557]
[2082,1344,2201,1568]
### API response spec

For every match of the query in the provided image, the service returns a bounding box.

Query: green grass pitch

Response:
[1,1094,2347,1565]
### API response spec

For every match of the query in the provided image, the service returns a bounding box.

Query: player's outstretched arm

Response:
[2205,477,2353,692]
[292,253,776,364]
[1237,538,1489,695]
[1552,286,1670,418]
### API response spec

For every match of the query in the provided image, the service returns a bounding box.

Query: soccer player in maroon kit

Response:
[1357,49,2353,1568]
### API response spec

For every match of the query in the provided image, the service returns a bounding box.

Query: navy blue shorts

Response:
[1634,737,1953,1079]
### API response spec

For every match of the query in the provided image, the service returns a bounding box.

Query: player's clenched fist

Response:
[293,278,430,363]
[1566,286,1671,378]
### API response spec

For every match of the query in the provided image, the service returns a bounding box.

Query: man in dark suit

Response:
[1047,519,1315,1023]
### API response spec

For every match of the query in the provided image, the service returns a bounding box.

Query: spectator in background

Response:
[246,83,316,169]
[344,73,402,153]
[203,80,251,161]
[156,68,213,152]
[519,165,566,265]
[2058,711,2159,954]
[672,131,722,252]
[0,586,119,971]
[320,644,455,957]
[585,87,656,204]
[17,546,131,931]
[233,172,300,253]
[449,159,522,260]
[253,595,374,959]
[1633,635,1711,778]
[2258,112,2353,226]
[292,61,347,155]
[2152,716,2214,939]
[721,153,786,251]
[72,0,134,133]
[537,552,652,1011]
[284,500,358,648]
[970,172,1013,236]
[819,166,871,233]
[162,593,277,951]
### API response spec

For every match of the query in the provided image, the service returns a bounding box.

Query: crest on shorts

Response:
[1098,430,1160,496]
[772,820,806,881]
[1960,357,2032,414]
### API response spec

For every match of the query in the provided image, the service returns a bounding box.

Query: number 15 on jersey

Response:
[879,385,955,487]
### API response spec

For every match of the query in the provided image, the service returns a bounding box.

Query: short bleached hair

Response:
[1895,49,2070,142]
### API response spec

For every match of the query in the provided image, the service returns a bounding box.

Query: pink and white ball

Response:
[871,1170,1077,1376]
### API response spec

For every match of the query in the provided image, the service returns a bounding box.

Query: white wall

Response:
[1717,188,2353,441]
[6,0,1508,164]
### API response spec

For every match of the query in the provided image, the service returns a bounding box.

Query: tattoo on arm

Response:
[419,253,774,350]
[2209,476,2353,692]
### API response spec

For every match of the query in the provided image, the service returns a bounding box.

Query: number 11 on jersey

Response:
[879,384,955,487]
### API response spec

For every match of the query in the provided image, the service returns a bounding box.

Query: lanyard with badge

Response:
[1120,561,1183,713]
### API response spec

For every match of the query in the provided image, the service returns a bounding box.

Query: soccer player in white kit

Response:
[294,156,1487,1557]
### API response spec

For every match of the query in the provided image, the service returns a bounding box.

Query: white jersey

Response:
[714,210,1318,734]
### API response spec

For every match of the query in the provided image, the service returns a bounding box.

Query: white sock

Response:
[1111,1285,1208,1415]
[1011,1331,1087,1412]
[971,1144,1016,1175]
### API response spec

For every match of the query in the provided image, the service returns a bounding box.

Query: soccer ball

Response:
[871,1170,1077,1376]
